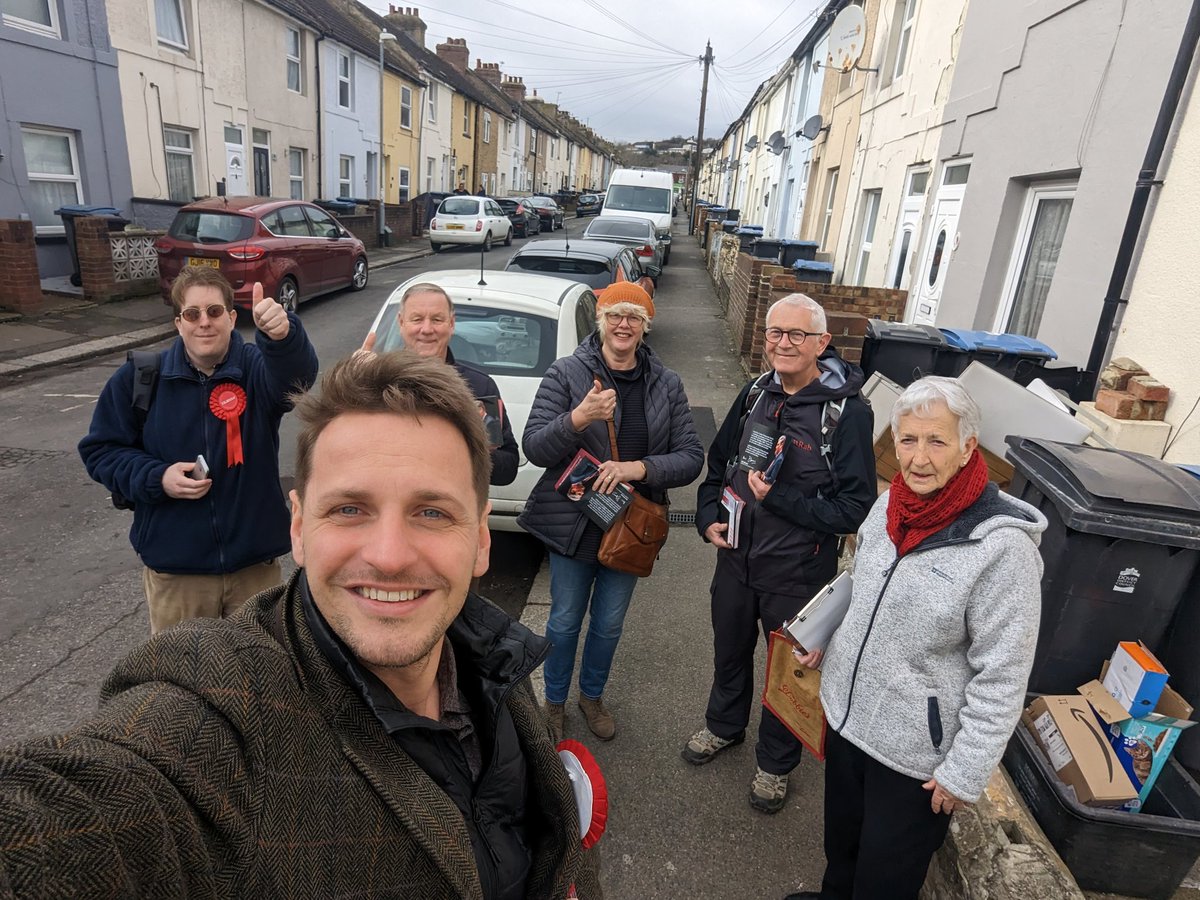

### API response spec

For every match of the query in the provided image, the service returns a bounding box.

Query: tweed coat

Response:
[0,573,600,898]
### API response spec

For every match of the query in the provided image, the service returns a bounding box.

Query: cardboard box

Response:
[1102,641,1169,716]
[873,429,1014,491]
[1023,694,1139,807]
[1079,679,1197,813]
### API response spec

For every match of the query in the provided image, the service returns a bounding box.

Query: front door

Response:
[252,128,270,197]
[224,125,247,196]
[909,161,970,325]
[887,167,929,291]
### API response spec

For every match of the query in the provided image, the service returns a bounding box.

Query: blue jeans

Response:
[543,552,640,704]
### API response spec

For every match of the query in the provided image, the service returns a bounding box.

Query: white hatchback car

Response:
[429,196,514,252]
[365,270,598,531]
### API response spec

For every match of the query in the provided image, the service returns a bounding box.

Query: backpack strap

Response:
[127,349,162,431]
[819,397,847,476]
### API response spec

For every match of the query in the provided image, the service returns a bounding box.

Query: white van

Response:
[600,169,675,263]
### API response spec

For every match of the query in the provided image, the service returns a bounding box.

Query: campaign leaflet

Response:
[721,486,745,549]
[738,423,785,475]
[554,449,633,531]
[475,395,505,450]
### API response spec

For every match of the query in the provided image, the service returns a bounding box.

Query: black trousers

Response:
[703,560,819,775]
[820,728,953,900]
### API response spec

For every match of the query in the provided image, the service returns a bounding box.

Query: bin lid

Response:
[940,328,1058,359]
[792,260,834,272]
[1005,437,1200,546]
[779,239,819,247]
[735,226,762,235]
[866,319,948,345]
[55,204,122,216]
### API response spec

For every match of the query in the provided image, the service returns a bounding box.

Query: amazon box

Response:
[1102,641,1170,716]
[1023,694,1138,807]
[1079,679,1197,813]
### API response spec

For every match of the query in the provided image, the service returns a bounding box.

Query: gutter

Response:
[315,33,325,197]
[1085,0,1200,393]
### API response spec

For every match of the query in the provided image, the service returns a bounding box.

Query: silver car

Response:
[582,215,667,270]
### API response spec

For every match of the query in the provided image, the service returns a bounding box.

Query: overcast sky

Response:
[358,0,824,143]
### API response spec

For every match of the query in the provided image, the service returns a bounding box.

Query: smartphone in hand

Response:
[189,453,210,481]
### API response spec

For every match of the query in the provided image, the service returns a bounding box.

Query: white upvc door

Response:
[224,125,247,195]
[909,160,970,324]
[887,167,929,291]
[993,181,1077,337]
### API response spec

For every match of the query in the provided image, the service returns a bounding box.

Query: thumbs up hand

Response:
[251,282,290,341]
[570,377,617,431]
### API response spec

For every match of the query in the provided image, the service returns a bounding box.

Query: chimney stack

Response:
[475,60,503,87]
[435,37,469,72]
[385,6,426,48]
[500,75,526,102]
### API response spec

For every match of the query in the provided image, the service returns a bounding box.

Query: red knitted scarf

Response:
[886,448,988,557]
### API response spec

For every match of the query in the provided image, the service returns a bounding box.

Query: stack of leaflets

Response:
[738,423,788,483]
[475,396,505,450]
[721,487,745,549]
[554,449,633,531]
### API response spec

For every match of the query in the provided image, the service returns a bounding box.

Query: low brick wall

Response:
[336,203,417,249]
[0,219,44,313]
[73,218,163,304]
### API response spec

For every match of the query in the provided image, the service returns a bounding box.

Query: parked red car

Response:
[155,198,368,310]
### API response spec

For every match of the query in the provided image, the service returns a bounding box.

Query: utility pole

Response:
[689,41,713,235]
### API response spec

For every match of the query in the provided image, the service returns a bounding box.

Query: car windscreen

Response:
[579,195,598,204]
[373,303,558,377]
[169,211,255,244]
[439,198,481,216]
[586,221,651,241]
[506,256,610,290]
[604,184,671,215]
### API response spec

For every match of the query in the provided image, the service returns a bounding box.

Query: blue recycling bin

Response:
[792,259,834,284]
[780,239,819,266]
[938,328,1058,384]
[55,204,127,287]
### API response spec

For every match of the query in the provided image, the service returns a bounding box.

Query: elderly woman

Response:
[787,376,1047,900]
[520,281,703,743]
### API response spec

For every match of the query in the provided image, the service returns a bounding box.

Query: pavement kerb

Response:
[0,246,434,379]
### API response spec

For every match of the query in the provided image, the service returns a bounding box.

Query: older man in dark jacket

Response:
[0,352,599,899]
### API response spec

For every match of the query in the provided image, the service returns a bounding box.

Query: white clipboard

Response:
[782,571,853,654]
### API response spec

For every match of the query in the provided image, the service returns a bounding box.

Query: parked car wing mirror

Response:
[644,264,663,278]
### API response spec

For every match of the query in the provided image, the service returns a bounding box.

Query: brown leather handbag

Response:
[597,417,670,577]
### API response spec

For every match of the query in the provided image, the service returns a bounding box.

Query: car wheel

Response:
[351,256,368,290]
[278,276,299,312]
[664,246,671,265]
[483,232,492,252]
[431,241,442,252]
[504,227,513,247]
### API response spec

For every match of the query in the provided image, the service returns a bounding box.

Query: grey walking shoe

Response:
[749,766,789,813]
[578,695,616,740]
[680,727,745,765]
[545,701,564,745]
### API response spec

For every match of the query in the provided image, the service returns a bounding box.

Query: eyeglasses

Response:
[178,304,230,323]
[604,312,644,325]
[764,327,823,345]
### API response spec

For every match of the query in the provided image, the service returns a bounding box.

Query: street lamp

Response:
[378,29,398,246]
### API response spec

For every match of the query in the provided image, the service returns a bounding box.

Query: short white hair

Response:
[765,293,827,333]
[890,376,981,446]
[596,301,652,335]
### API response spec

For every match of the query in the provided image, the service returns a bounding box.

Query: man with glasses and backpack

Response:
[682,293,875,814]
[80,265,318,633]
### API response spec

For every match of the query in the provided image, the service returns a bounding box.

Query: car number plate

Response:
[445,224,464,230]
[186,256,220,268]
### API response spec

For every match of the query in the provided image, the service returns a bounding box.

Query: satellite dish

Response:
[745,135,759,151]
[799,115,824,140]
[766,131,787,155]
[827,5,866,73]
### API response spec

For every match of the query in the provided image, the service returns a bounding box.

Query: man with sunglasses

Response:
[683,293,875,813]
[80,265,318,633]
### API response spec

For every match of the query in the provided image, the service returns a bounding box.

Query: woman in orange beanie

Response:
[519,278,699,743]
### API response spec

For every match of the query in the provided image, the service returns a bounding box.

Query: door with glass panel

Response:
[994,182,1075,337]
[887,167,928,291]
[224,125,247,195]
[909,161,970,325]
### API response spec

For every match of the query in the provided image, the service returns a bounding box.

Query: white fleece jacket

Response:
[820,484,1048,802]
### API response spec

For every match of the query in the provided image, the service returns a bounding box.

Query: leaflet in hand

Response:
[738,423,785,476]
[554,449,633,531]
[782,571,853,654]
[475,395,505,450]
[721,487,745,549]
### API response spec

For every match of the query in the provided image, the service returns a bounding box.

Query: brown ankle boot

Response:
[545,702,564,744]
[578,695,615,741]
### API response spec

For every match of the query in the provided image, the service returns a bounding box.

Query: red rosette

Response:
[557,739,608,849]
[208,384,247,466]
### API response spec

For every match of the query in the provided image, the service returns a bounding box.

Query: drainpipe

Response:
[315,34,325,197]
[1085,0,1200,393]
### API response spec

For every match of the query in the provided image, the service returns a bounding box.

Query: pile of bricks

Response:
[1095,357,1171,421]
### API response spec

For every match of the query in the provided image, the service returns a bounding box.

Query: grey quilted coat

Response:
[519,333,704,556]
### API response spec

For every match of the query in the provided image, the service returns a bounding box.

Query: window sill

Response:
[3,16,60,39]
[157,39,190,54]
